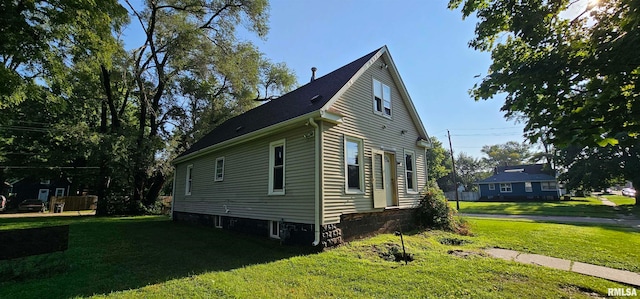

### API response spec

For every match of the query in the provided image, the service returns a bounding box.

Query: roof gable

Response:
[175,46,431,162]
[177,47,382,160]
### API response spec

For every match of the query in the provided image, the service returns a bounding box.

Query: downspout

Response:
[170,166,176,219]
[307,118,321,246]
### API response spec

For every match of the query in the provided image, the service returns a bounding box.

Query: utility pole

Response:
[447,130,460,210]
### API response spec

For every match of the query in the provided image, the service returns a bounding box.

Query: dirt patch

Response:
[447,249,483,258]
[438,237,472,246]
[372,243,414,263]
[560,284,606,298]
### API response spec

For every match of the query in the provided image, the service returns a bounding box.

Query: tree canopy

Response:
[449,0,639,202]
[481,141,532,167]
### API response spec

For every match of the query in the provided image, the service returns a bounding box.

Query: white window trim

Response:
[269,220,280,239]
[525,181,533,192]
[268,139,286,195]
[372,78,392,118]
[41,179,51,185]
[404,149,418,194]
[500,183,512,193]
[344,135,365,194]
[488,183,495,190]
[541,181,557,191]
[214,215,222,228]
[214,157,225,182]
[55,188,65,197]
[185,164,193,196]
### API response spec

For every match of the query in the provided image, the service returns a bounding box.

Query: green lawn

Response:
[451,197,631,218]
[1,215,636,298]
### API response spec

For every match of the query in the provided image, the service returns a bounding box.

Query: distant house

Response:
[10,177,72,203]
[171,46,432,247]
[475,164,559,201]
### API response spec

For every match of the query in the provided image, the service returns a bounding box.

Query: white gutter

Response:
[307,118,321,246]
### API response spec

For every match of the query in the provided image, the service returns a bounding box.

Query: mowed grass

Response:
[451,196,629,218]
[0,215,636,298]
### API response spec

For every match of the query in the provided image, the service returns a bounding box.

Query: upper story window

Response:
[345,136,364,193]
[405,150,417,193]
[185,165,193,195]
[373,79,391,117]
[215,157,224,182]
[269,139,285,195]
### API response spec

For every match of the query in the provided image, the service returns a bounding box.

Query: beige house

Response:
[172,46,431,247]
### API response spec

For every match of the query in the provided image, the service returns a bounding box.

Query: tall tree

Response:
[481,141,532,168]
[425,137,452,184]
[449,0,640,204]
[456,152,490,191]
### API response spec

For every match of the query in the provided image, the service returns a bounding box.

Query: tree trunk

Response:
[144,171,165,206]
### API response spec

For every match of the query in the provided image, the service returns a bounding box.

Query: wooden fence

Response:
[444,191,480,202]
[49,196,98,212]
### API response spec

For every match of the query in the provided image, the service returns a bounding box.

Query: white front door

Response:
[38,189,49,201]
[372,149,386,208]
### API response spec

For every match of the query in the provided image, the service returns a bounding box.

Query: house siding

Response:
[173,123,316,224]
[479,182,559,200]
[321,55,426,224]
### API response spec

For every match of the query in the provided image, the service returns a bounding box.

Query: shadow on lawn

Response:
[0,216,314,298]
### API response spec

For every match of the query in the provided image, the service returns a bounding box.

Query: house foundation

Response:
[173,209,417,248]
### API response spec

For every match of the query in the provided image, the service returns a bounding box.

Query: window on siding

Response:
[345,136,364,193]
[541,181,557,191]
[214,215,222,228]
[373,79,391,117]
[55,188,65,197]
[185,165,193,195]
[525,182,533,192]
[215,157,224,182]
[405,150,417,193]
[40,179,51,185]
[500,183,512,193]
[270,220,280,239]
[488,184,495,190]
[269,139,285,195]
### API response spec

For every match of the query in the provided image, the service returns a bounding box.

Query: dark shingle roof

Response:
[476,172,556,184]
[178,47,382,159]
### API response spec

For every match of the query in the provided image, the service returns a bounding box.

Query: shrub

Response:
[415,180,470,235]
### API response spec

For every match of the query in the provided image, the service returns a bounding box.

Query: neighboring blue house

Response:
[476,164,559,201]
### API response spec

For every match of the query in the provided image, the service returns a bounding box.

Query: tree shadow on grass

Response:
[0,216,316,298]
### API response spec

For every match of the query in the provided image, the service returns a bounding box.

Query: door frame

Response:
[371,149,398,208]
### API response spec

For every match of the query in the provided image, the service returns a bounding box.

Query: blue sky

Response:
[248,0,527,158]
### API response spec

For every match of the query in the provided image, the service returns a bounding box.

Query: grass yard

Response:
[1,215,637,298]
[451,196,631,218]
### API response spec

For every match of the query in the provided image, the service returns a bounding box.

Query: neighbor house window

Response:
[405,150,417,193]
[270,220,280,239]
[500,183,512,192]
[269,139,285,195]
[541,181,557,191]
[185,165,193,195]
[525,182,533,192]
[345,136,364,193]
[55,188,65,197]
[215,157,225,182]
[373,79,391,117]
[488,184,495,190]
[40,179,51,185]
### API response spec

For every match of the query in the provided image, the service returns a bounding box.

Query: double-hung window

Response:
[541,181,557,191]
[185,165,193,195]
[499,183,512,193]
[488,184,495,190]
[373,79,391,117]
[269,139,285,195]
[525,182,533,192]
[345,136,364,193]
[405,150,417,193]
[215,157,224,182]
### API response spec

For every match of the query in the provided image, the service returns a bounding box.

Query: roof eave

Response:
[172,110,323,165]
